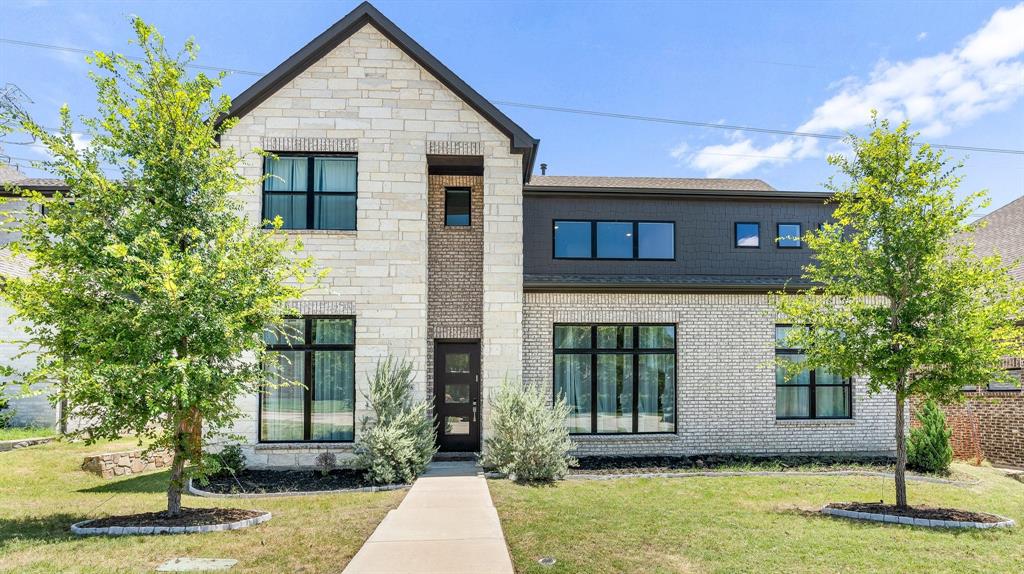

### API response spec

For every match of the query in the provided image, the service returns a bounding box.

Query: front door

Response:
[434,342,481,452]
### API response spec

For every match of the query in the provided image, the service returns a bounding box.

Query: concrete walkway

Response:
[342,462,514,574]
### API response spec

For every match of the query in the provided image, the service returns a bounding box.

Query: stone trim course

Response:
[70,512,272,536]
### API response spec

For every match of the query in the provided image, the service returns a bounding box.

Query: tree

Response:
[0,18,313,516]
[775,115,1023,509]
[907,400,953,474]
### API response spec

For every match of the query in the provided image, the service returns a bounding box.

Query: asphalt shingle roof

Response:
[525,175,776,192]
[971,195,1024,282]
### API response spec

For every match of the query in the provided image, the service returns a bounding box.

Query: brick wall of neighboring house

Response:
[218,23,524,468]
[523,292,897,457]
[426,174,484,400]
[912,385,1024,469]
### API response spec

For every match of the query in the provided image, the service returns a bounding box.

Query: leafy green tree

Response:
[776,115,1023,508]
[907,400,953,474]
[1,18,313,515]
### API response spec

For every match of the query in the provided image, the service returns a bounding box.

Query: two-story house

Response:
[2,2,897,465]
[215,2,894,467]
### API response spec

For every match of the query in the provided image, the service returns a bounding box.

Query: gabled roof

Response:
[971,195,1024,282]
[220,1,538,181]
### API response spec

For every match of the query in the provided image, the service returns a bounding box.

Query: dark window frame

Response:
[776,222,803,249]
[553,323,678,435]
[552,220,676,261]
[259,315,356,443]
[775,324,853,420]
[734,221,761,249]
[261,153,358,231]
[444,187,472,227]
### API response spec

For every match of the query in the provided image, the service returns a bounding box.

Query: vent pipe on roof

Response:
[540,163,547,175]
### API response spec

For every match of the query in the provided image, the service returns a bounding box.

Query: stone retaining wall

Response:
[81,448,174,478]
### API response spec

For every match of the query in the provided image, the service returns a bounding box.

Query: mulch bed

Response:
[201,469,376,494]
[86,507,262,528]
[827,502,1004,523]
[571,454,895,475]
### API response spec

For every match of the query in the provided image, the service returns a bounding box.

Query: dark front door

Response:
[434,342,481,452]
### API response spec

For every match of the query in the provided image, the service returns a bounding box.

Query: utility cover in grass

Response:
[156,558,237,571]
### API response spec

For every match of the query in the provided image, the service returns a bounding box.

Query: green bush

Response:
[0,382,14,428]
[210,443,247,477]
[481,379,577,482]
[907,400,953,474]
[354,357,437,485]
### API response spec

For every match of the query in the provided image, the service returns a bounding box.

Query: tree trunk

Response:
[894,394,908,509]
[167,441,186,517]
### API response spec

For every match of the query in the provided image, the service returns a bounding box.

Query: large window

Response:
[775,325,851,419]
[263,155,357,230]
[553,220,675,260]
[261,317,356,442]
[554,324,676,434]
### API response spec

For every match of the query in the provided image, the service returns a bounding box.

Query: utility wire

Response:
[4,37,1024,156]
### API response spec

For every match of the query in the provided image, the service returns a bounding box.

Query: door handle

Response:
[472,400,478,423]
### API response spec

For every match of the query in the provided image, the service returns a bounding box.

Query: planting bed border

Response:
[0,437,53,452]
[821,506,1015,529]
[187,478,410,498]
[483,470,976,485]
[70,511,271,536]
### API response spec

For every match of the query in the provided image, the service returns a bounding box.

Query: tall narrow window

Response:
[261,317,356,441]
[444,188,471,226]
[777,223,802,248]
[263,155,357,230]
[554,324,676,434]
[735,222,760,248]
[775,325,851,419]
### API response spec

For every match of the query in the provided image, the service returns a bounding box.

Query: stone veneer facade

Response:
[523,292,897,457]
[217,24,523,467]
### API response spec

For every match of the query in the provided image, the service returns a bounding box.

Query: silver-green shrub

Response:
[481,379,577,481]
[354,357,437,485]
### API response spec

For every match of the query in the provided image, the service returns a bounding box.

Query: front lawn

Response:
[0,438,403,573]
[490,464,1023,574]
[0,426,56,441]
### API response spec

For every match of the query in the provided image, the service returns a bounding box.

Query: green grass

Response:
[0,427,56,441]
[491,464,1024,574]
[0,438,404,573]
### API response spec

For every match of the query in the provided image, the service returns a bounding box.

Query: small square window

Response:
[596,222,633,259]
[554,221,592,258]
[637,222,674,259]
[735,222,760,248]
[777,223,802,248]
[445,188,471,226]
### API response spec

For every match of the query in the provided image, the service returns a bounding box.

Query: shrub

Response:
[907,400,953,474]
[481,379,577,482]
[211,444,246,477]
[314,452,337,477]
[0,391,13,429]
[354,357,437,485]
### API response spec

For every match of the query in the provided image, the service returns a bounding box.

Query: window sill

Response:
[774,419,856,427]
[571,433,678,441]
[254,443,355,451]
[272,229,358,236]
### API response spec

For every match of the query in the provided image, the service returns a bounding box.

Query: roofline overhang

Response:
[214,1,538,182]
[523,186,834,201]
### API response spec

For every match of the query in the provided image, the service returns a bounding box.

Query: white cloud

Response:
[29,132,93,160]
[917,32,928,41]
[675,3,1024,177]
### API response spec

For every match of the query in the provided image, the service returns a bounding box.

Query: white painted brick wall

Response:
[524,292,897,457]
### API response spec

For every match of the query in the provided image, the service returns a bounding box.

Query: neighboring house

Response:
[923,195,1023,468]
[3,2,900,463]
[0,163,64,429]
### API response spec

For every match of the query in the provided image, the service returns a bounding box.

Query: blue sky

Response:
[2,0,1022,213]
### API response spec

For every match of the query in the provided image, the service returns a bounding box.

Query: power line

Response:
[4,37,1024,156]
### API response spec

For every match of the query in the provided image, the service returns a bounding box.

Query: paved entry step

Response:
[431,451,479,462]
[342,461,513,574]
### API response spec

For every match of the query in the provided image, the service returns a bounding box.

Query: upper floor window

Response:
[263,155,357,230]
[444,187,471,226]
[777,223,802,248]
[735,222,760,248]
[554,220,675,260]
[775,325,851,419]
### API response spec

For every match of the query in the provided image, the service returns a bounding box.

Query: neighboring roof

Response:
[526,175,775,192]
[219,1,539,181]
[524,273,813,293]
[970,195,1024,282]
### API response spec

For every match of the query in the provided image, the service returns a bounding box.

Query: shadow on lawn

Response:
[78,470,170,494]
[0,514,85,548]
